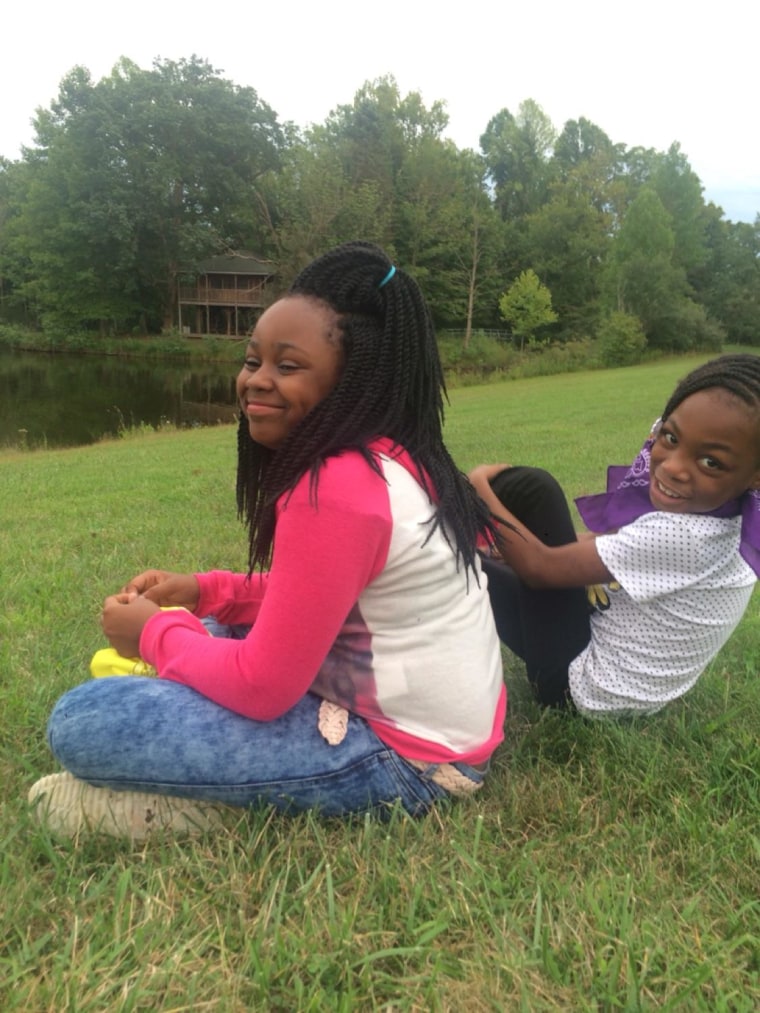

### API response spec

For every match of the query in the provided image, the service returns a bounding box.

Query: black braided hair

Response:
[662,354,760,441]
[236,240,493,575]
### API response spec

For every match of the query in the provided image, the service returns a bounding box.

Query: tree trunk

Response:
[464,220,480,350]
[163,263,177,332]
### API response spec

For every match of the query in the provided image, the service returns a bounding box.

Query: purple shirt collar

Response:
[575,421,760,577]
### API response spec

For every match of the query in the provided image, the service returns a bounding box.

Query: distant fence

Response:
[438,329,511,343]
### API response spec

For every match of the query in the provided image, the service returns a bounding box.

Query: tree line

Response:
[0,56,758,362]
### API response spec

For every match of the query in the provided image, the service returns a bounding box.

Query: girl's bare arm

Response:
[469,465,615,590]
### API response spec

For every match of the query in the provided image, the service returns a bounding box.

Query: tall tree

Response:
[480,99,557,220]
[394,139,501,328]
[322,76,448,201]
[0,157,34,321]
[650,143,709,279]
[523,183,611,338]
[602,187,697,349]
[261,133,391,283]
[8,56,285,333]
[451,150,506,343]
[552,117,627,218]
[514,117,623,338]
[553,117,619,172]
[296,76,501,329]
[697,209,760,345]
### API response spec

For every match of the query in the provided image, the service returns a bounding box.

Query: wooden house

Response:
[178,253,275,337]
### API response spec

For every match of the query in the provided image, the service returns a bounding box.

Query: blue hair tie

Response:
[378,265,396,289]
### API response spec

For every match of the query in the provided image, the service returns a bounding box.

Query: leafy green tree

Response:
[602,186,723,351]
[480,99,557,220]
[552,117,628,218]
[322,76,448,201]
[260,136,391,283]
[0,157,36,323]
[395,141,504,329]
[522,181,612,339]
[293,77,503,331]
[553,117,620,174]
[499,268,558,349]
[650,143,709,279]
[614,144,709,281]
[696,209,760,345]
[500,117,623,340]
[449,151,506,344]
[603,187,685,347]
[7,56,285,333]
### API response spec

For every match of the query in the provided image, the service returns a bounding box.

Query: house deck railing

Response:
[179,286,265,305]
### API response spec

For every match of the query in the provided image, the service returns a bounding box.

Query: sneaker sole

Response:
[29,772,230,841]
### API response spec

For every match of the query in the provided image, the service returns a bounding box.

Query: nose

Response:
[244,364,274,390]
[659,449,690,484]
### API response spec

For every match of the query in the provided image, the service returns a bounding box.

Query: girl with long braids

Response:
[469,354,760,716]
[30,242,505,839]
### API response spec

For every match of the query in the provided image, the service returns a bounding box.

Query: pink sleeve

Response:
[139,454,391,720]
[194,569,270,625]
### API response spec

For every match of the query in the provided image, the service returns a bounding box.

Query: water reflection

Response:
[0,348,239,449]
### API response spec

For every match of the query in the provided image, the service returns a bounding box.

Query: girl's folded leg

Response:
[483,465,590,707]
[43,676,448,818]
[488,465,579,546]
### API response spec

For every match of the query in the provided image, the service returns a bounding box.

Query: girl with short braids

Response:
[31,241,505,839]
[469,354,760,716]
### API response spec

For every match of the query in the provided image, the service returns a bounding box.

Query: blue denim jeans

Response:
[46,664,481,817]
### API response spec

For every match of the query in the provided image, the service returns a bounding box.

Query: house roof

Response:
[197,253,274,276]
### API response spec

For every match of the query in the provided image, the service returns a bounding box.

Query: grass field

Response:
[2,353,759,1010]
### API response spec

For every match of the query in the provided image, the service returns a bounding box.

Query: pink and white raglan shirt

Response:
[139,439,506,765]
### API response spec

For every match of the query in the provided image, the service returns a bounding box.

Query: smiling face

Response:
[649,389,760,514]
[236,296,344,450]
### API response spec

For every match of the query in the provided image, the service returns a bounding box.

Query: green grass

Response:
[2,352,759,1010]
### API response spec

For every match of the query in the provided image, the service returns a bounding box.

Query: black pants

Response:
[481,466,591,708]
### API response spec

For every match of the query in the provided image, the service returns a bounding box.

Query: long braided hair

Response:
[236,240,493,575]
[662,354,760,443]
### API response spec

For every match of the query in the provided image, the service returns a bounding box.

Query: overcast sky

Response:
[3,0,758,223]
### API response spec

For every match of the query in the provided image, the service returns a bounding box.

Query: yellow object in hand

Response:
[90,606,191,678]
[90,649,157,677]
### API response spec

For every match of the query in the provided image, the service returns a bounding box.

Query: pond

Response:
[0,348,240,449]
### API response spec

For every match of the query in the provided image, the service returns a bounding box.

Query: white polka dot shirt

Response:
[568,512,755,716]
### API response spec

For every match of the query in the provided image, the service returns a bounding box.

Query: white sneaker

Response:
[28,771,231,841]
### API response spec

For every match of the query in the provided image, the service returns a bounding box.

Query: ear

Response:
[749,469,760,491]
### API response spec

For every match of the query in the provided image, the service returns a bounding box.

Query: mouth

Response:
[244,401,284,417]
[652,476,687,502]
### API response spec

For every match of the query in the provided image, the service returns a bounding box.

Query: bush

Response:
[438,331,598,386]
[512,339,595,378]
[437,331,517,375]
[0,324,33,349]
[666,301,725,352]
[595,311,648,367]
[0,324,245,362]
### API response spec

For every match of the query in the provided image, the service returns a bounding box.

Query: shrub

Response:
[665,301,726,352]
[437,332,516,375]
[596,311,648,367]
[514,339,595,378]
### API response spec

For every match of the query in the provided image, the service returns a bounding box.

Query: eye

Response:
[277,362,299,374]
[659,429,677,447]
[699,456,723,471]
[243,357,260,371]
